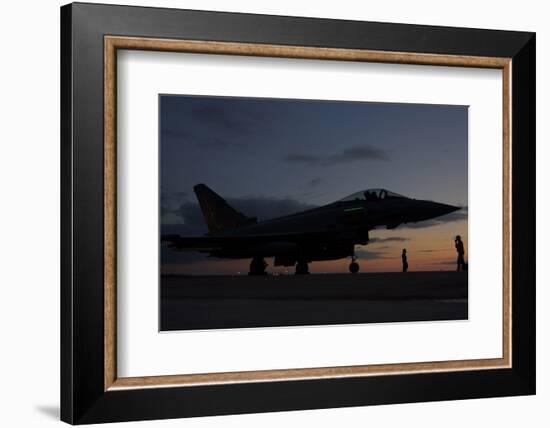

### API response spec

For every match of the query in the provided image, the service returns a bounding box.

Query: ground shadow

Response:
[35,405,59,420]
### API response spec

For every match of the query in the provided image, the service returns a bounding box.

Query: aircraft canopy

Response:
[338,188,408,202]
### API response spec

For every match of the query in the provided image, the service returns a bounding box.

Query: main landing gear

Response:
[248,256,268,276]
[295,259,310,275]
[349,253,360,274]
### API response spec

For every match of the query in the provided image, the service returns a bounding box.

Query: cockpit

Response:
[338,188,408,202]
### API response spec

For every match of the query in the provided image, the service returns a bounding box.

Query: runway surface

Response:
[160,271,468,331]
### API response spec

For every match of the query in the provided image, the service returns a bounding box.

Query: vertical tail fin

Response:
[193,184,256,233]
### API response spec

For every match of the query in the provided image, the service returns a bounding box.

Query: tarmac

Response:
[160,271,468,331]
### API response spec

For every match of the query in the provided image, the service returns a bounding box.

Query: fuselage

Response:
[202,191,459,265]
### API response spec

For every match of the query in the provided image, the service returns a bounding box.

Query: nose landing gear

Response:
[349,253,360,274]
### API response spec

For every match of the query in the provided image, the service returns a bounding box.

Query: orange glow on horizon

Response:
[162,218,468,276]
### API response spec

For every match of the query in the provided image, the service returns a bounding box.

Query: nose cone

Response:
[432,202,461,217]
[410,200,461,223]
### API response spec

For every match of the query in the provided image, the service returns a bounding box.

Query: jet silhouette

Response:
[162,184,460,275]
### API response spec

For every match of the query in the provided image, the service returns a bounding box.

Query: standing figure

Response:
[401,248,408,272]
[455,235,466,271]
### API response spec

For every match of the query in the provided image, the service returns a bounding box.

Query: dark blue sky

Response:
[160,94,468,274]
[161,95,467,205]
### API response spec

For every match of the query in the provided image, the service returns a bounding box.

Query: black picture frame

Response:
[61,2,535,424]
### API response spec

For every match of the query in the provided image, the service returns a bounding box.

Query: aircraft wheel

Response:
[295,260,310,275]
[248,257,268,276]
[349,262,360,274]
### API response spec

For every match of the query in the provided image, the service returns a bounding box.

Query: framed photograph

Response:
[61,2,535,424]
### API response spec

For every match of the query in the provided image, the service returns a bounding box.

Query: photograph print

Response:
[160,95,468,331]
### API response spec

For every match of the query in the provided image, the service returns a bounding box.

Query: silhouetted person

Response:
[402,248,408,272]
[455,235,466,271]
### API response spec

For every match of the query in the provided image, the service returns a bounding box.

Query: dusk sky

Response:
[160,94,468,275]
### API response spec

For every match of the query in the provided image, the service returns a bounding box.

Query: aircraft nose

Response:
[409,200,461,223]
[433,202,461,217]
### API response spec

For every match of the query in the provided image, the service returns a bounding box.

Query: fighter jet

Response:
[162,184,460,275]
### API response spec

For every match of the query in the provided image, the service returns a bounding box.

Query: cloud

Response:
[161,191,188,210]
[162,195,317,237]
[332,146,388,162]
[308,177,323,187]
[161,191,189,224]
[369,236,410,244]
[161,126,247,150]
[354,248,390,260]
[189,105,264,137]
[284,144,388,166]
[160,99,267,150]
